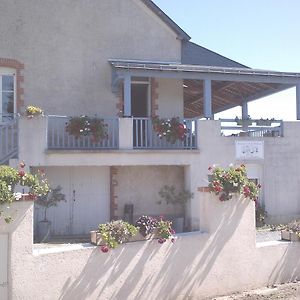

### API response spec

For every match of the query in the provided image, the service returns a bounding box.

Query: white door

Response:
[71,167,110,235]
[40,167,110,236]
[0,234,8,300]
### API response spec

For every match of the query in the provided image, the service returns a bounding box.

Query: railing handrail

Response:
[47,115,119,120]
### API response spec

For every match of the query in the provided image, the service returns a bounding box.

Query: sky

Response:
[153,0,300,120]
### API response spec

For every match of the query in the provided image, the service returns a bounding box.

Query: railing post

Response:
[119,117,133,149]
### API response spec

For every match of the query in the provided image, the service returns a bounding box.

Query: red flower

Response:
[100,245,109,253]
[158,238,166,244]
[18,170,25,177]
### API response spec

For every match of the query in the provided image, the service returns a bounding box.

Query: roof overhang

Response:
[110,60,300,117]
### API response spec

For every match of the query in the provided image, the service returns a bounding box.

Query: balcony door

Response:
[131,80,150,147]
[131,81,149,118]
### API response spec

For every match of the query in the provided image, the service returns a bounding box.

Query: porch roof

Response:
[110,60,300,117]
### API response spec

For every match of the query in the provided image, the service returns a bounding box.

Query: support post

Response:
[123,74,131,117]
[203,79,212,119]
[297,83,300,120]
[241,101,249,131]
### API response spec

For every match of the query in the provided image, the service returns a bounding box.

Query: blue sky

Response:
[153,0,300,120]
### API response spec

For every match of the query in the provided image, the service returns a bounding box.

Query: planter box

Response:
[90,230,160,246]
[281,230,300,241]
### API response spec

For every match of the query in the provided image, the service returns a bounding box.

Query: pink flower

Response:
[158,238,166,244]
[171,238,175,243]
[20,161,26,168]
[208,166,212,171]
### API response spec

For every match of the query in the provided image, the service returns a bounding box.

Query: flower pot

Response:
[172,217,184,233]
[38,220,51,243]
[281,230,300,241]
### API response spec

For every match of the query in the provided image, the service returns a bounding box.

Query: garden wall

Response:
[1,195,300,300]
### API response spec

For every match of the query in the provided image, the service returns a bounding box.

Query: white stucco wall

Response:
[0,0,181,116]
[157,78,184,118]
[115,166,184,219]
[1,196,300,300]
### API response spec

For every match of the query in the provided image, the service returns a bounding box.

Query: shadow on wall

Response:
[58,197,252,300]
[268,243,300,284]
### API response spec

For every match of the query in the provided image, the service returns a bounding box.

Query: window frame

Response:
[0,67,16,123]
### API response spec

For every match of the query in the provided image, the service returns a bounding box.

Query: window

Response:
[0,74,15,122]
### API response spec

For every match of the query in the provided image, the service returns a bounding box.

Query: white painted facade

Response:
[0,0,300,236]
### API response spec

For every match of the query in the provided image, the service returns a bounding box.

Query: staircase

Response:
[0,119,18,165]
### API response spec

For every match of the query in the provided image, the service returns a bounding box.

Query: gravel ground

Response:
[211,281,300,299]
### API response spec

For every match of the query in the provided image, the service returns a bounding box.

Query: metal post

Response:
[296,83,300,120]
[123,74,131,117]
[203,79,212,119]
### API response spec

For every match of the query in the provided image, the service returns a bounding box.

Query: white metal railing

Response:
[0,118,18,164]
[47,116,119,150]
[220,118,283,138]
[133,118,197,149]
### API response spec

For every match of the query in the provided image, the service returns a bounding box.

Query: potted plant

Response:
[234,116,252,126]
[26,105,43,118]
[281,220,300,241]
[208,164,261,202]
[256,118,274,126]
[35,185,66,242]
[135,215,158,239]
[152,116,188,144]
[97,220,138,253]
[158,185,193,233]
[65,115,108,143]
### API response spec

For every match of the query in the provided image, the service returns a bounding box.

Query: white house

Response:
[1,0,300,238]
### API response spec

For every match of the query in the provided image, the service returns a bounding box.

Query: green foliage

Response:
[36,185,66,220]
[157,219,174,240]
[208,164,260,201]
[152,116,187,144]
[65,115,108,143]
[98,220,138,249]
[0,163,50,223]
[256,203,267,227]
[158,185,193,211]
[285,220,300,236]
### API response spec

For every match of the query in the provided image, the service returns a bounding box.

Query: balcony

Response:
[220,118,283,138]
[46,116,197,151]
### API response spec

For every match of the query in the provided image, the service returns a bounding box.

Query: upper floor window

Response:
[0,74,15,122]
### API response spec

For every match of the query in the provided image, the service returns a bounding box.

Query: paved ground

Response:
[256,230,281,243]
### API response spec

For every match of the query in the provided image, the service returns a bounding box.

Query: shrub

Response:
[208,164,260,201]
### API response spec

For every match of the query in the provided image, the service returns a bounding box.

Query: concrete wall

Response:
[157,78,184,118]
[0,0,181,116]
[1,196,300,300]
[115,166,184,220]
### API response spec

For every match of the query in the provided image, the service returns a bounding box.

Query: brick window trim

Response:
[0,58,24,112]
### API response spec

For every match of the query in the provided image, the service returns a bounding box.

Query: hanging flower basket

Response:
[152,116,188,144]
[26,105,43,118]
[65,115,108,143]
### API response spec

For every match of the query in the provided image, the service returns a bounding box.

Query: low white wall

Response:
[2,196,300,300]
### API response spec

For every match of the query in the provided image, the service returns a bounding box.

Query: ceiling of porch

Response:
[184,80,292,118]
